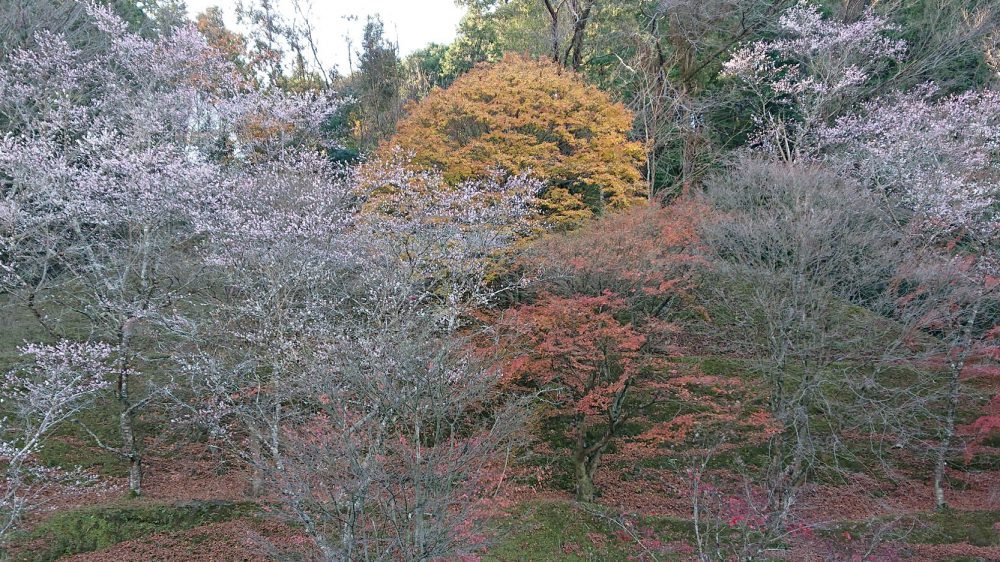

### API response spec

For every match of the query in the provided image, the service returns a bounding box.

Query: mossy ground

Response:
[484,500,694,561]
[8,500,258,562]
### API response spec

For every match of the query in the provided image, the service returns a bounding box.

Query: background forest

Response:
[0,0,998,560]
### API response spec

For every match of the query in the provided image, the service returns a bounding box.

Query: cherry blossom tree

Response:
[0,341,111,544]
[721,1,1000,513]
[822,86,1000,510]
[822,87,1000,240]
[174,154,537,558]
[0,3,333,495]
[272,166,535,559]
[173,151,355,497]
[720,0,906,161]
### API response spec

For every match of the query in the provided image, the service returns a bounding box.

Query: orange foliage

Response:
[498,291,651,499]
[375,54,646,226]
[625,367,772,456]
[196,8,248,67]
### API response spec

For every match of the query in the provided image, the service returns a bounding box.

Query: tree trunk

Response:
[570,379,630,503]
[543,0,562,64]
[248,432,264,497]
[764,395,807,535]
[668,11,701,193]
[934,303,979,511]
[680,124,701,194]
[565,0,593,71]
[574,451,597,502]
[766,438,805,534]
[117,317,142,495]
[120,408,142,495]
[934,363,961,511]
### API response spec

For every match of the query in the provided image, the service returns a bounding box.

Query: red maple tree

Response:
[498,292,650,501]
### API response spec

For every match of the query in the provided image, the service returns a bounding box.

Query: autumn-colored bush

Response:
[498,292,651,501]
[524,197,708,314]
[374,54,646,226]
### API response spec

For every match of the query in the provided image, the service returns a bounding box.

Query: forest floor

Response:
[2,302,998,561]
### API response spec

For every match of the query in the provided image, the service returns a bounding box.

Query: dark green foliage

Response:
[354,16,403,150]
[908,510,1000,547]
[404,43,453,94]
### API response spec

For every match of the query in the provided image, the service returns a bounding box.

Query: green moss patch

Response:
[11,499,259,562]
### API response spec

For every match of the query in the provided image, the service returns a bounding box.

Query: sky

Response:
[182,0,466,75]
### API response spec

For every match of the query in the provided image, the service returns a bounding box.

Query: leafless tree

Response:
[175,157,537,559]
[699,157,924,535]
[880,246,999,510]
[271,168,534,560]
[278,315,526,561]
[173,154,357,497]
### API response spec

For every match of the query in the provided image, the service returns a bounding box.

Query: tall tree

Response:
[354,15,403,151]
[0,2,332,494]
[182,160,536,559]
[374,54,645,227]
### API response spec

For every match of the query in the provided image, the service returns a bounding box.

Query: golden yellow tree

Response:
[375,54,646,226]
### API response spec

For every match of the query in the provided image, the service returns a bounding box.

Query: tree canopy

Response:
[378,54,646,226]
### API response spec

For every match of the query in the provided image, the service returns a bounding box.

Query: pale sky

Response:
[183,0,466,75]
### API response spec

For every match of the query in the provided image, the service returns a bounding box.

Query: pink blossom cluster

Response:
[721,1,906,159]
[822,87,1000,238]
[722,1,904,88]
[4,341,113,418]
[0,2,334,295]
